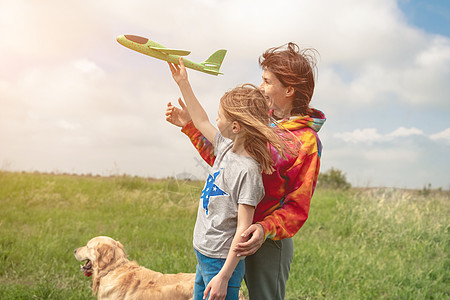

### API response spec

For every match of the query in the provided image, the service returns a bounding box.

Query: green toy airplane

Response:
[116,35,227,76]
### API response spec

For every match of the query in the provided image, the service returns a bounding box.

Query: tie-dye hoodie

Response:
[181,108,326,240]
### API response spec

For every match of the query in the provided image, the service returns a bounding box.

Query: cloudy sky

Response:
[1,0,449,189]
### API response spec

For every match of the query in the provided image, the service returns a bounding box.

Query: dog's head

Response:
[74,236,127,278]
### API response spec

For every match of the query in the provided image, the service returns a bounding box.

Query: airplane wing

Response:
[149,47,191,56]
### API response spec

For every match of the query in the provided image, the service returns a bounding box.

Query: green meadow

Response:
[0,171,448,299]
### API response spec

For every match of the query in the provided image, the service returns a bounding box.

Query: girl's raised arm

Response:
[168,57,218,145]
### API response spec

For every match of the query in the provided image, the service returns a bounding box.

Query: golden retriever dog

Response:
[74,236,195,300]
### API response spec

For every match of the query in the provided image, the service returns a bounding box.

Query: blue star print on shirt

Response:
[201,169,228,215]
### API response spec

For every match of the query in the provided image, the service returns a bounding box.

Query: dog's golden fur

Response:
[74,236,195,300]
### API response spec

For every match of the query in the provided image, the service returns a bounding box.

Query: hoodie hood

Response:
[272,108,326,132]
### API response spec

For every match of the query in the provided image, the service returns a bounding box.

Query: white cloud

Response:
[72,60,104,75]
[387,127,424,137]
[416,36,450,69]
[334,127,444,144]
[430,128,450,143]
[56,120,81,131]
[334,128,383,144]
[320,34,450,108]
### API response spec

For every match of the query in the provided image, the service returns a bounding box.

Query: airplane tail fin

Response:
[201,50,227,75]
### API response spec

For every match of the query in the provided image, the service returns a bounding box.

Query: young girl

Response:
[167,57,287,300]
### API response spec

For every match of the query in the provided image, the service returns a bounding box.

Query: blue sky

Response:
[0,0,449,189]
[399,0,450,36]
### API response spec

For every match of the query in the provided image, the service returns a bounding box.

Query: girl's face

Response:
[259,69,293,117]
[216,104,233,139]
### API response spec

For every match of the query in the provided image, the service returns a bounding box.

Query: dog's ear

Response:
[96,243,114,269]
[115,241,127,259]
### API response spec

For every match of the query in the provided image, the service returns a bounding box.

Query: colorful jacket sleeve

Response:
[181,121,216,167]
[259,131,321,240]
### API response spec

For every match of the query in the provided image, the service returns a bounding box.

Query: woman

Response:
[166,42,326,300]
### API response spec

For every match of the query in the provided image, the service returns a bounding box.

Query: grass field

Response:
[0,171,448,299]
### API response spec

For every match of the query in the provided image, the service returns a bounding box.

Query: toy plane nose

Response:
[124,35,148,44]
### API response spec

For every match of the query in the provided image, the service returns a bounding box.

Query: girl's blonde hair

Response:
[220,84,288,174]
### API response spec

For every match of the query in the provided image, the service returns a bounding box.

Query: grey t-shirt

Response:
[193,132,264,259]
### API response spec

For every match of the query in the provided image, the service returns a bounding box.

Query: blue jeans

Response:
[194,249,245,300]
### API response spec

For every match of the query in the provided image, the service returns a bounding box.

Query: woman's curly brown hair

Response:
[259,42,319,117]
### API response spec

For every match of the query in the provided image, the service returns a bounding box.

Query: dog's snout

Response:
[74,248,78,254]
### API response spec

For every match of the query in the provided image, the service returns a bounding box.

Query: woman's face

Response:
[259,69,293,118]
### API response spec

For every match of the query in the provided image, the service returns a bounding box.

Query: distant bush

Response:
[417,183,445,197]
[318,167,351,190]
